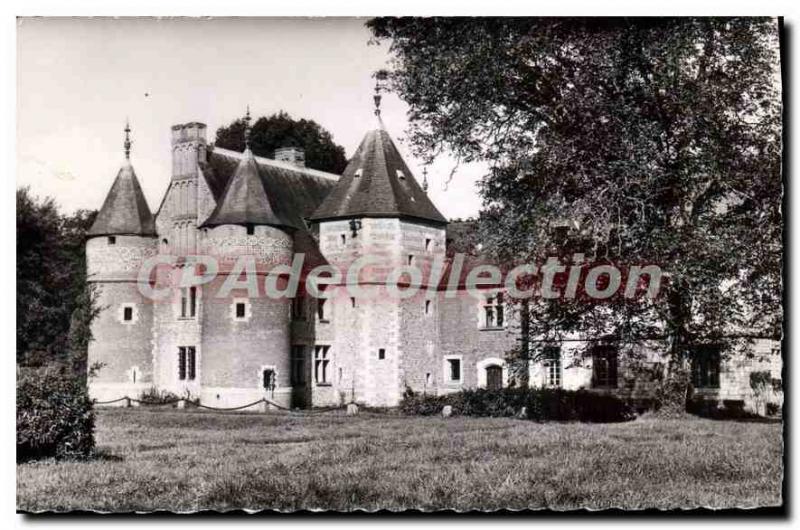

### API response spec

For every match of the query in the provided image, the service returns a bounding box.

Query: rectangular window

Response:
[291,297,305,320]
[314,345,331,384]
[425,238,432,252]
[378,348,386,360]
[108,236,116,245]
[351,297,357,308]
[425,300,431,315]
[246,224,255,235]
[543,347,561,388]
[448,358,461,382]
[691,346,721,389]
[482,294,505,328]
[187,346,196,381]
[340,234,347,247]
[178,347,187,381]
[291,345,305,385]
[407,254,414,266]
[179,287,197,319]
[591,345,618,389]
[236,302,246,319]
[123,306,133,322]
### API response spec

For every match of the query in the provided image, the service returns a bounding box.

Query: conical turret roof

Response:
[310,127,447,225]
[88,161,156,237]
[200,148,299,230]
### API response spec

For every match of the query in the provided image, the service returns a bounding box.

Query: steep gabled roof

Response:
[310,128,447,225]
[88,162,156,237]
[201,149,299,230]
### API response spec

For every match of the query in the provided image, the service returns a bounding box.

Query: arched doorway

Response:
[486,365,503,390]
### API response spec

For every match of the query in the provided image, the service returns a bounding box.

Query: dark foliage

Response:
[17,365,95,462]
[401,387,635,423]
[215,111,348,174]
[17,187,98,367]
[369,17,782,405]
[687,398,767,420]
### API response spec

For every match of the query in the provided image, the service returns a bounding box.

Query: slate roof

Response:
[88,161,156,237]
[199,147,338,229]
[310,128,447,226]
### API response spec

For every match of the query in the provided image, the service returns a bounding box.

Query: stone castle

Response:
[86,111,782,413]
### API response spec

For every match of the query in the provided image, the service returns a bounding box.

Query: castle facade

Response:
[86,116,782,414]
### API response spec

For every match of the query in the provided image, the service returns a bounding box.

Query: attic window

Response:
[378,348,386,360]
[354,168,363,178]
[108,236,116,245]
[396,170,406,180]
[246,224,255,235]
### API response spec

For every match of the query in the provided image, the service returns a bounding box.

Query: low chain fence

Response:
[93,396,352,415]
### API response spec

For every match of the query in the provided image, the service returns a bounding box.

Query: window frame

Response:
[591,345,619,389]
[691,346,721,389]
[290,345,306,386]
[480,293,505,330]
[542,346,562,388]
[443,355,463,385]
[231,297,251,322]
[314,345,331,385]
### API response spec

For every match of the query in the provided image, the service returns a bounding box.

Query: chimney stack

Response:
[274,146,305,168]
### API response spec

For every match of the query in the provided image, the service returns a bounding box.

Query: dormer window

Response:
[354,168,363,178]
[108,236,116,245]
[396,169,406,180]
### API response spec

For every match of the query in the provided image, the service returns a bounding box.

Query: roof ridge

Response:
[211,146,340,181]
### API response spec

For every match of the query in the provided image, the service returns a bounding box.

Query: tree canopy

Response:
[368,18,783,380]
[214,111,348,174]
[17,187,97,368]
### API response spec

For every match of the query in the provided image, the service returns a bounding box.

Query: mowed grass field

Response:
[17,408,783,512]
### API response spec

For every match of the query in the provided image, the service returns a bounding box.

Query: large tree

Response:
[215,111,348,174]
[17,187,98,368]
[368,18,782,407]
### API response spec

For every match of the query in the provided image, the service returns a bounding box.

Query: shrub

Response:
[137,387,181,405]
[17,365,95,462]
[401,387,634,423]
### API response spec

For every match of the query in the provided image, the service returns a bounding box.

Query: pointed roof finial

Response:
[244,105,252,152]
[373,70,389,119]
[124,119,132,160]
[422,166,429,194]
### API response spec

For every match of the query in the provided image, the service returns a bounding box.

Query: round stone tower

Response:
[86,122,158,403]
[197,108,298,408]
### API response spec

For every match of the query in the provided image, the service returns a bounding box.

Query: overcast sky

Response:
[17,17,485,219]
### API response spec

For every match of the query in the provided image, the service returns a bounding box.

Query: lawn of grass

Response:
[17,408,783,512]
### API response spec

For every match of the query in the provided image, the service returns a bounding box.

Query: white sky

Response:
[16,17,486,219]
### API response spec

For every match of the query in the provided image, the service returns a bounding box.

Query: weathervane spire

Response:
[244,105,252,152]
[373,70,389,127]
[422,166,429,194]
[124,119,132,160]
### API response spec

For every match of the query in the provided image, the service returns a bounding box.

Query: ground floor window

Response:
[691,346,721,389]
[542,346,562,388]
[444,356,463,384]
[591,345,618,389]
[178,346,196,381]
[262,368,276,392]
[314,345,331,384]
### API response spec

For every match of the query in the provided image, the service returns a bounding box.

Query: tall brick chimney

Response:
[274,146,305,168]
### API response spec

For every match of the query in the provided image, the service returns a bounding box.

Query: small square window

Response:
[236,303,246,319]
[246,224,255,235]
[378,348,386,360]
[108,236,116,245]
[123,306,133,322]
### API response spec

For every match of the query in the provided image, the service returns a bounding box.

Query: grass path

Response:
[17,408,783,512]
